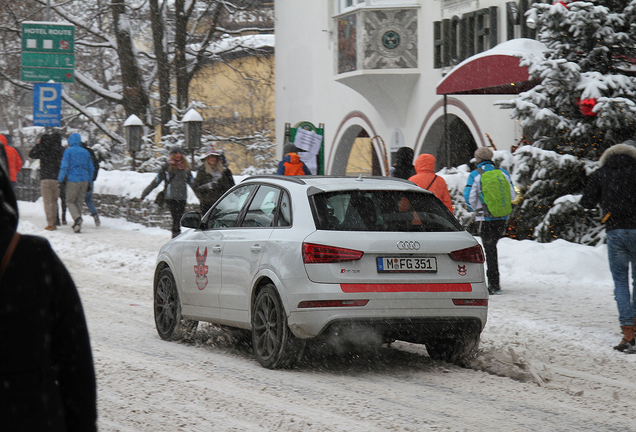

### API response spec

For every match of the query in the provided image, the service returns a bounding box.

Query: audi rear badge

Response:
[397,241,420,250]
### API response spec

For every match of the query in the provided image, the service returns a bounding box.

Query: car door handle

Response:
[250,244,262,253]
[212,245,222,253]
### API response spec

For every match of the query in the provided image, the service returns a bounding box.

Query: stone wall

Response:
[15,168,199,232]
[92,194,200,231]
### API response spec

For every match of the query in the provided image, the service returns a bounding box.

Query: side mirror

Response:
[181,211,202,229]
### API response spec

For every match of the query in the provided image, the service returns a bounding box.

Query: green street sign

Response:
[22,22,74,53]
[21,67,74,83]
[21,21,75,82]
[22,52,75,68]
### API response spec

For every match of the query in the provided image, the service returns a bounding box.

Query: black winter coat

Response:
[391,147,416,180]
[580,143,636,231]
[0,147,97,432]
[192,167,234,213]
[29,135,63,180]
[82,144,99,182]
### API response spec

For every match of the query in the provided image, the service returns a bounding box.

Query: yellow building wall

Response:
[189,53,276,173]
[345,137,373,176]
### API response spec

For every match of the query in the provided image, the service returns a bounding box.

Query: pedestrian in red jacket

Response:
[0,135,22,186]
[409,153,454,213]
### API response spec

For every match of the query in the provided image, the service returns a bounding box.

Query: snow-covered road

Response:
[17,200,636,431]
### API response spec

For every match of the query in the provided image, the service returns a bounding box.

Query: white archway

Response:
[329,111,385,176]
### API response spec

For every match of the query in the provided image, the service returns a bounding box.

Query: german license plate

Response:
[377,257,437,273]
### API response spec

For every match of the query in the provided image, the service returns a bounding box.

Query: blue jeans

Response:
[85,187,97,216]
[607,229,636,326]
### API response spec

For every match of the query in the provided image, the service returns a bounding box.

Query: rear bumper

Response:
[311,317,484,344]
[285,280,488,339]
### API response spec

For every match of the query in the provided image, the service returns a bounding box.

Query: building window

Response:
[368,0,418,5]
[338,0,365,13]
[336,0,418,14]
[433,6,498,69]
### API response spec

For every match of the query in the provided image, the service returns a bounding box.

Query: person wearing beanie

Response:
[58,134,95,233]
[581,141,636,352]
[29,134,63,230]
[277,142,311,176]
[193,144,235,215]
[0,135,22,187]
[408,153,453,213]
[390,147,416,180]
[463,146,515,295]
[474,147,494,164]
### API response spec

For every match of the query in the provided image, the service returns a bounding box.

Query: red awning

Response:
[436,39,547,95]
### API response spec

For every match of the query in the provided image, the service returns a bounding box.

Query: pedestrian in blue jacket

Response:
[58,134,94,233]
[463,147,515,295]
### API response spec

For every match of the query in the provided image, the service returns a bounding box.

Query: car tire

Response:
[425,333,480,367]
[154,267,198,341]
[252,284,305,369]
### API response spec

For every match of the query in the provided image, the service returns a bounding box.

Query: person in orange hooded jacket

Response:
[277,142,311,176]
[0,135,22,186]
[409,153,453,214]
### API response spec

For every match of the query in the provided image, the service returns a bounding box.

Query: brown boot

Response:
[614,325,635,352]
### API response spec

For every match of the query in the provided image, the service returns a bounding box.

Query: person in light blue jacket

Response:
[463,147,515,295]
[58,133,94,233]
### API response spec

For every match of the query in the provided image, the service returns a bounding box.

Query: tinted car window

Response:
[311,190,463,232]
[207,184,255,228]
[276,191,291,227]
[240,185,281,228]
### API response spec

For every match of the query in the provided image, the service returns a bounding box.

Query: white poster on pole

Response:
[294,128,322,174]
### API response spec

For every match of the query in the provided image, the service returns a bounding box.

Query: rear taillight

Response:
[450,245,485,263]
[303,243,364,263]
[298,300,369,308]
[453,299,488,306]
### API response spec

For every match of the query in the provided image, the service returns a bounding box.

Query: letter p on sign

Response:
[39,87,58,112]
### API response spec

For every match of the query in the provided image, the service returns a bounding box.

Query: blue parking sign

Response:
[33,83,62,127]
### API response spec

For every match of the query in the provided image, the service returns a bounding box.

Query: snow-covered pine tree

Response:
[508,145,603,243]
[497,1,636,243]
[240,130,277,175]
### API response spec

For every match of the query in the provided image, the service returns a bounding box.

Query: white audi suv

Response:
[153,175,487,368]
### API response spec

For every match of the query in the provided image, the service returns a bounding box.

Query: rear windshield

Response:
[310,190,463,232]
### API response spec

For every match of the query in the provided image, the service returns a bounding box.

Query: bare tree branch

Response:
[33,0,116,48]
[75,71,124,103]
[62,93,125,144]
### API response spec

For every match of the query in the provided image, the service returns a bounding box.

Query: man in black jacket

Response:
[29,133,63,230]
[0,145,97,431]
[581,141,636,352]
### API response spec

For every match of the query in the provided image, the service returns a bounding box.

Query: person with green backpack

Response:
[463,147,516,295]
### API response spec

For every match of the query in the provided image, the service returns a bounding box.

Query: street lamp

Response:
[124,114,143,171]
[182,108,203,166]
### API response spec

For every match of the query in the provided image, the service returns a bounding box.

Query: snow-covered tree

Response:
[239,130,277,175]
[497,1,636,243]
[507,145,604,244]
[0,0,275,169]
